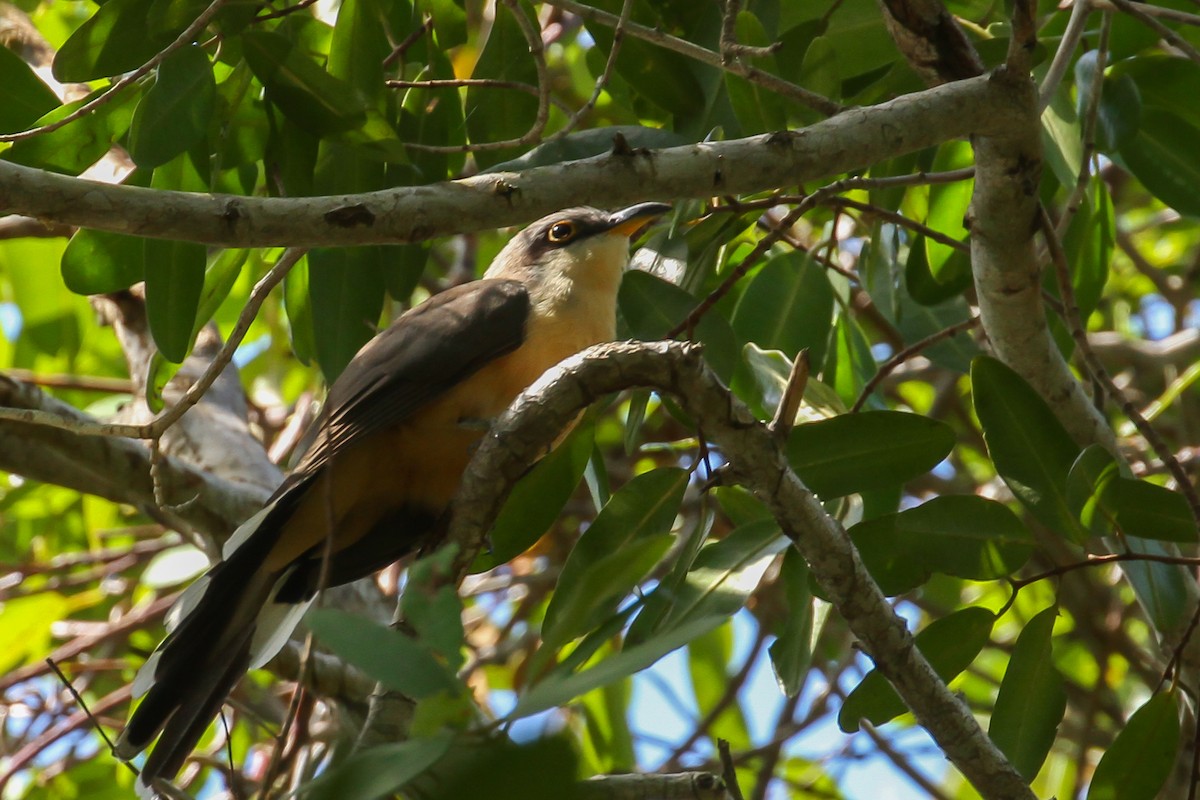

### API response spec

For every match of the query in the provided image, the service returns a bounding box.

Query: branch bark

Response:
[0,75,1029,247]
[437,341,1034,800]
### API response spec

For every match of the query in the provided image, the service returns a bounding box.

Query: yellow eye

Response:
[547,220,576,243]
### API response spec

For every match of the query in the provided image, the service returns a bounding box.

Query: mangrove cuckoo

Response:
[114,202,670,793]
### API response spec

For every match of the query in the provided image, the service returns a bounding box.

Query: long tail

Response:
[115,504,312,794]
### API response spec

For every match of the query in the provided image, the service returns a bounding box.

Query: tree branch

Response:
[0,75,1029,248]
[441,341,1034,800]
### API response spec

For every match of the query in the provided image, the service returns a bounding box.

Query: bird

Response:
[113,202,671,795]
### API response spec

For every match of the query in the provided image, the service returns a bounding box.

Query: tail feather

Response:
[116,499,313,788]
[135,638,252,797]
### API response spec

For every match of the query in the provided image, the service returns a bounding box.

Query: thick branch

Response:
[0,75,1028,247]
[0,374,266,540]
[445,341,1034,800]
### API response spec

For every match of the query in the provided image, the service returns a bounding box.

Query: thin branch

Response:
[1108,0,1200,64]
[851,316,980,412]
[666,204,812,339]
[1055,12,1112,241]
[0,248,305,441]
[1040,207,1200,524]
[543,0,841,116]
[1090,0,1200,26]
[0,0,229,143]
[403,0,551,154]
[861,721,954,800]
[1039,0,1093,109]
[719,0,780,61]
[547,0,633,143]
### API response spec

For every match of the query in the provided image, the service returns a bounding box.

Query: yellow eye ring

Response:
[547,221,576,243]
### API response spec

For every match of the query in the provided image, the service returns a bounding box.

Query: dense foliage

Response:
[0,0,1198,798]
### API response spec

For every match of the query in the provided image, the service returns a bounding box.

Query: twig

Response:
[254,0,318,22]
[1108,0,1200,64]
[543,0,841,116]
[827,196,970,253]
[719,0,780,61]
[1090,0,1200,26]
[547,0,633,143]
[1011,551,1200,590]
[666,203,812,339]
[1039,0,1093,110]
[1040,207,1200,523]
[1005,0,1039,74]
[382,18,434,69]
[851,317,980,413]
[0,248,305,442]
[1055,13,1112,241]
[717,739,746,800]
[769,349,810,438]
[403,0,551,154]
[861,721,954,800]
[44,658,123,759]
[0,0,229,143]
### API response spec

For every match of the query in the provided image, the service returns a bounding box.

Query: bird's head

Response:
[484,203,671,300]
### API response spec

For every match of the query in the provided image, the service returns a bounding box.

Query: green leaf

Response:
[0,46,60,134]
[1111,478,1198,543]
[768,548,814,697]
[629,519,785,643]
[988,607,1066,781]
[971,356,1087,542]
[302,734,453,800]
[143,238,206,363]
[1058,177,1113,319]
[923,141,974,282]
[542,467,688,648]
[906,234,971,305]
[1087,692,1180,800]
[53,0,177,82]
[402,549,466,672]
[1112,55,1200,131]
[397,32,465,180]
[725,13,788,134]
[307,608,460,698]
[851,496,1032,595]
[1074,50,1136,152]
[60,230,146,295]
[128,44,216,168]
[418,0,468,48]
[688,624,751,749]
[4,88,138,175]
[473,422,594,572]
[544,534,674,650]
[1119,109,1200,218]
[787,411,955,498]
[464,2,539,169]
[1041,87,1082,189]
[0,593,68,673]
[731,251,835,365]
[513,614,727,720]
[1066,444,1121,536]
[242,30,370,136]
[308,247,386,382]
[894,294,977,373]
[838,606,994,732]
[618,270,739,381]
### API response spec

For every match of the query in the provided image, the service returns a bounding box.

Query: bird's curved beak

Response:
[605,202,672,238]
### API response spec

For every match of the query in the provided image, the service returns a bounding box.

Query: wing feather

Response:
[284,279,530,486]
